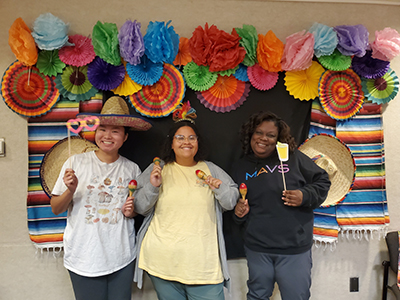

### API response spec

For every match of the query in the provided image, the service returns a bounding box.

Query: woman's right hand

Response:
[150,164,162,187]
[63,168,78,193]
[234,198,249,218]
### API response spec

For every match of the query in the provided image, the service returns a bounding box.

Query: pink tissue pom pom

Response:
[281,30,315,72]
[371,27,400,61]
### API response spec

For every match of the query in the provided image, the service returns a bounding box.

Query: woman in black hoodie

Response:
[232,111,331,300]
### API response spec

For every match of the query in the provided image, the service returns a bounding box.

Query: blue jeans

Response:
[68,260,135,300]
[245,246,312,300]
[148,273,225,300]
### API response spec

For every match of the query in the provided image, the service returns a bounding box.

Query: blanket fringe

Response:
[313,239,337,251]
[339,225,388,242]
[34,244,64,259]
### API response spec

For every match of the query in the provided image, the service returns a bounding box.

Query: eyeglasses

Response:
[174,135,198,143]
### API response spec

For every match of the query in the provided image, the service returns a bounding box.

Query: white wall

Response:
[1,1,400,299]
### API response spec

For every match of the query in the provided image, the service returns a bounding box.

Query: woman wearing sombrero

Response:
[50,96,152,300]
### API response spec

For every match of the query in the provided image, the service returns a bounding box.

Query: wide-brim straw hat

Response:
[298,133,355,207]
[77,96,152,131]
[39,136,98,197]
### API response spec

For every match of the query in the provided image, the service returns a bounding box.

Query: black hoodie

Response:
[231,149,331,255]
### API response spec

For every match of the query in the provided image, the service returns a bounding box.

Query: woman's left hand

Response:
[282,190,303,207]
[205,176,222,190]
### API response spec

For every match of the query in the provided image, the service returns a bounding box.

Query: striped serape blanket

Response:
[27,95,103,251]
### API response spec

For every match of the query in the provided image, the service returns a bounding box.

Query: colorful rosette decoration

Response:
[308,23,338,58]
[126,54,163,86]
[128,64,185,118]
[144,20,180,64]
[247,63,278,91]
[370,27,400,61]
[351,50,390,79]
[173,37,192,67]
[284,61,325,101]
[118,20,145,66]
[112,62,142,96]
[281,30,315,72]
[87,56,125,90]
[317,49,352,71]
[58,34,96,67]
[36,50,66,77]
[196,75,250,113]
[256,30,284,72]
[92,21,121,66]
[183,62,218,91]
[318,69,364,120]
[8,18,38,66]
[55,65,98,101]
[334,24,369,57]
[361,68,399,104]
[235,24,258,67]
[31,13,70,50]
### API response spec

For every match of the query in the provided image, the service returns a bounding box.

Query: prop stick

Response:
[128,179,137,197]
[195,169,208,180]
[153,157,161,166]
[276,142,289,191]
[239,183,247,200]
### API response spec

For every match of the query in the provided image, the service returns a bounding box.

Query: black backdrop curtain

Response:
[108,72,313,259]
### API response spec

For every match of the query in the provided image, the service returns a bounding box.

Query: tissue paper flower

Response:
[256,30,284,72]
[334,24,369,57]
[87,56,125,90]
[92,21,121,66]
[309,23,338,57]
[235,24,258,66]
[189,24,213,66]
[352,50,390,79]
[118,20,145,66]
[36,50,65,76]
[144,20,180,64]
[58,34,96,67]
[281,30,315,72]
[31,13,69,50]
[8,17,38,66]
[173,37,192,67]
[370,27,400,61]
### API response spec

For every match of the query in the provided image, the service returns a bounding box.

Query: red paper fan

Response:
[58,34,96,67]
[128,64,185,118]
[196,75,250,113]
[2,61,59,117]
[247,63,279,91]
[318,69,364,120]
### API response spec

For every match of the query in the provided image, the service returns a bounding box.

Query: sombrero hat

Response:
[77,96,152,131]
[39,136,98,197]
[298,133,355,207]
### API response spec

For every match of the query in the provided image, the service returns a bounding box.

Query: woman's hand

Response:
[282,190,303,207]
[122,196,137,218]
[205,176,222,190]
[63,168,78,193]
[150,164,162,187]
[235,198,249,218]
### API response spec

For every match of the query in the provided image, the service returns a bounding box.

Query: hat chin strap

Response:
[312,154,337,180]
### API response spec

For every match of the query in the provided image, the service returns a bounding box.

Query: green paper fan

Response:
[36,50,66,77]
[361,68,399,104]
[318,49,352,71]
[183,62,218,91]
[215,65,239,77]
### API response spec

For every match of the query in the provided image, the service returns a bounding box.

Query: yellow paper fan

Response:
[112,62,142,96]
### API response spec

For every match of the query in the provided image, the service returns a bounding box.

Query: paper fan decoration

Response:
[173,37,192,67]
[284,61,325,101]
[87,56,125,91]
[247,63,278,91]
[55,65,98,101]
[36,50,66,77]
[351,50,390,79]
[318,69,364,120]
[183,62,218,91]
[126,55,163,86]
[196,75,250,113]
[128,64,185,117]
[58,34,96,67]
[317,49,352,71]
[112,61,142,96]
[361,68,399,104]
[2,61,60,117]
[234,64,249,82]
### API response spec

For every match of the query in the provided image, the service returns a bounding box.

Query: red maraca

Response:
[128,180,137,197]
[195,169,208,180]
[239,183,247,200]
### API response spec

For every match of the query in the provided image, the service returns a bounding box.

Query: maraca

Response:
[239,183,247,200]
[195,169,208,180]
[128,179,137,197]
[153,157,161,166]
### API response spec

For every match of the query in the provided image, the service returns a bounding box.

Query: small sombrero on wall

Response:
[40,136,99,198]
[298,133,355,207]
[77,96,152,131]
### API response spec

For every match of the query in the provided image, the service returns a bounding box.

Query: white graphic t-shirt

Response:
[52,151,140,277]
